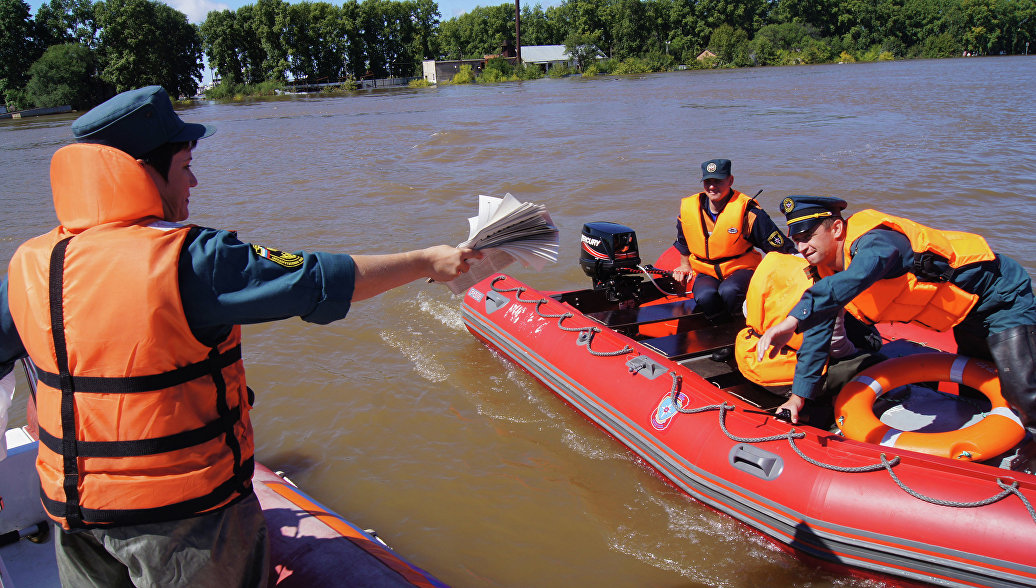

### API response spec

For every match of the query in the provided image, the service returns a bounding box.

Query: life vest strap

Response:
[33,345,243,393]
[49,236,82,527]
[912,251,999,283]
[42,457,255,528]
[37,407,241,457]
[697,243,755,265]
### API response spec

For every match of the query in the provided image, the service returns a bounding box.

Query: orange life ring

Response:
[834,353,1026,461]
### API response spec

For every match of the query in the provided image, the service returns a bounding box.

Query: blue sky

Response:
[29,0,553,24]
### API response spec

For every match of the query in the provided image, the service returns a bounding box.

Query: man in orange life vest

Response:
[671,159,795,335]
[0,86,481,587]
[756,195,1036,473]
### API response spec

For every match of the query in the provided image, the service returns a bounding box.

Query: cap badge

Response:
[706,162,718,173]
[781,197,795,213]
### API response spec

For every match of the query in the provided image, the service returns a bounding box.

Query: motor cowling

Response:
[579,222,642,301]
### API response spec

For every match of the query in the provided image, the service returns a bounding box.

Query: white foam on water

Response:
[607,532,729,587]
[471,406,542,424]
[416,291,466,331]
[560,427,629,462]
[378,329,449,383]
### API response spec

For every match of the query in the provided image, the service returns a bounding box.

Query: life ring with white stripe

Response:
[834,353,1026,461]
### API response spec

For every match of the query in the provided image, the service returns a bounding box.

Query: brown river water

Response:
[2,56,1035,587]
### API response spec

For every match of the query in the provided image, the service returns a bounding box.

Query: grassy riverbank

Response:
[205,48,962,99]
[438,48,901,86]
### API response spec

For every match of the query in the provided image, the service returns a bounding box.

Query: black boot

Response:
[1010,433,1036,475]
[710,346,733,362]
[987,324,1036,429]
[986,324,1036,473]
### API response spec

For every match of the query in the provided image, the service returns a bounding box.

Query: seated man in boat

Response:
[671,159,795,338]
[735,252,885,428]
[0,86,481,588]
[755,195,1036,473]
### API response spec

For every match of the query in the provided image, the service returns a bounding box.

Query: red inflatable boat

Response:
[461,223,1036,587]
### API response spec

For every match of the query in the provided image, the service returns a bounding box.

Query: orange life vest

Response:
[680,190,763,279]
[734,254,825,386]
[837,209,996,332]
[7,143,253,530]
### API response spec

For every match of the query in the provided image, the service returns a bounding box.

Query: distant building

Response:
[519,45,576,72]
[422,59,486,84]
[421,45,581,83]
[696,49,717,61]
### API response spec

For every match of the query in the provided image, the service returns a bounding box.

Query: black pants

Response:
[793,350,887,430]
[692,269,753,323]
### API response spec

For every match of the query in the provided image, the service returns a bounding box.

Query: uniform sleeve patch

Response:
[767,231,785,248]
[252,244,304,269]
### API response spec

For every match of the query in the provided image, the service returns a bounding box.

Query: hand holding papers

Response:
[442,193,559,294]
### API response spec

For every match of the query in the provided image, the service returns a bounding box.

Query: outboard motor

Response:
[579,222,642,303]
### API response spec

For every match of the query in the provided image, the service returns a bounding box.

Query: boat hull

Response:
[462,273,1036,588]
[255,464,447,588]
[0,429,447,588]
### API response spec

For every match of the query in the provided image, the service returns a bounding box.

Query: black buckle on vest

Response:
[913,252,953,282]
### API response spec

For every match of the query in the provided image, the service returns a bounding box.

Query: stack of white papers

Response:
[443,193,559,294]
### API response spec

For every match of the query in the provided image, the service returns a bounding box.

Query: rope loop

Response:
[535,299,568,319]
[556,317,585,332]
[879,455,1036,523]
[514,289,542,304]
[718,403,802,443]
[587,341,634,357]
[997,480,1036,524]
[786,434,894,472]
[490,276,519,292]
[666,373,728,415]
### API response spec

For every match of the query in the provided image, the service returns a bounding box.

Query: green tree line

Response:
[200,0,439,85]
[443,0,1034,68]
[1,0,201,110]
[2,0,1033,110]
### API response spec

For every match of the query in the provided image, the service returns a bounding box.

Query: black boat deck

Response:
[634,319,787,409]
[585,299,703,329]
[639,322,744,360]
[561,286,788,410]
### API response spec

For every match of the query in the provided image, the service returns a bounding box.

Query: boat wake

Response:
[609,487,890,588]
[560,427,630,462]
[607,535,726,586]
[417,292,466,331]
[604,485,764,587]
[376,291,477,383]
[469,365,559,424]
[379,328,450,383]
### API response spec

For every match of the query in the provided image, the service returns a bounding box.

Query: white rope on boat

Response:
[486,276,1036,524]
[492,278,633,357]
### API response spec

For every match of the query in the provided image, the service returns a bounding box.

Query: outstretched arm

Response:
[351,246,483,302]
